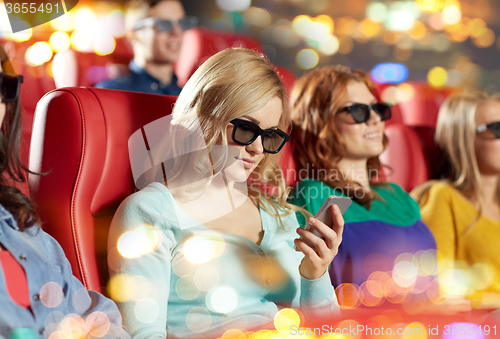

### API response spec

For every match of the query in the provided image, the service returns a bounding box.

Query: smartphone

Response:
[306,196,352,238]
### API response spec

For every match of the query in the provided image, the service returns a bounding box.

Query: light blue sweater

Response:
[108,182,340,339]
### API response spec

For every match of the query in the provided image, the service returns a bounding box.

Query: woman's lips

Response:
[236,157,254,169]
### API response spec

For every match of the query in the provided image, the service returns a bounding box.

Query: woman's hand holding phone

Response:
[294,204,345,280]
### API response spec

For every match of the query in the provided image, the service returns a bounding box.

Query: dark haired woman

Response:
[0,44,129,338]
[289,65,469,312]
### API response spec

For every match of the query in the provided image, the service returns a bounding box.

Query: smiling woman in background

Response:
[288,65,469,312]
[412,92,500,309]
[0,43,129,339]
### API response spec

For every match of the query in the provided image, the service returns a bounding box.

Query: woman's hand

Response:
[295,205,344,280]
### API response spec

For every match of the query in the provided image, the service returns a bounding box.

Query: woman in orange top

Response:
[412,92,500,309]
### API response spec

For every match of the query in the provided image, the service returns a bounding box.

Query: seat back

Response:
[29,87,177,293]
[379,124,429,191]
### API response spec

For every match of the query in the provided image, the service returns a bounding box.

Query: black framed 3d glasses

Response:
[229,118,291,154]
[476,122,500,139]
[336,103,392,123]
[133,16,198,32]
[0,73,23,103]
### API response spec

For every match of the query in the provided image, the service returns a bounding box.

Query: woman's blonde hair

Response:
[412,92,500,228]
[163,48,296,223]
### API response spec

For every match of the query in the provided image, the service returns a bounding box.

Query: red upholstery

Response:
[394,82,459,128]
[29,87,177,293]
[175,27,265,86]
[379,124,429,192]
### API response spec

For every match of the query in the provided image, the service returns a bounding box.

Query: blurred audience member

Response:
[412,92,500,309]
[289,65,469,313]
[95,0,197,95]
[0,44,129,339]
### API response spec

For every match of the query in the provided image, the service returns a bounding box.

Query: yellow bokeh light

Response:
[296,49,319,70]
[117,225,160,259]
[274,308,300,331]
[402,322,427,339]
[337,36,354,54]
[419,250,438,276]
[304,21,330,42]
[442,5,462,26]
[397,83,416,102]
[292,15,312,36]
[50,32,71,52]
[71,30,93,52]
[74,7,97,30]
[409,21,427,40]
[11,26,33,42]
[58,315,87,339]
[94,35,116,56]
[50,12,75,31]
[315,15,334,34]
[318,35,340,56]
[335,283,360,309]
[108,274,136,302]
[25,42,53,67]
[359,18,381,38]
[474,28,495,48]
[468,18,486,38]
[416,0,444,12]
[335,17,358,37]
[222,329,246,339]
[184,236,215,264]
[427,67,448,88]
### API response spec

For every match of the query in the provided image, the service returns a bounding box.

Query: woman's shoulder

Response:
[416,181,462,206]
[118,182,172,212]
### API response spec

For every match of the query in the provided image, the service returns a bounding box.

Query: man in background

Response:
[95,0,196,95]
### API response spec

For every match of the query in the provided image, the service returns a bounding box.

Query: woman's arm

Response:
[108,189,176,339]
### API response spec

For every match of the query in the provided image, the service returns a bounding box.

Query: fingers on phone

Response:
[302,220,336,251]
[330,205,345,235]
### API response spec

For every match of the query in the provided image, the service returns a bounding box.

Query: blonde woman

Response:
[412,92,500,309]
[108,49,342,339]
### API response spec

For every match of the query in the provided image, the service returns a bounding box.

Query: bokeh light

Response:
[186,307,212,333]
[49,32,71,52]
[50,12,75,31]
[25,42,53,67]
[416,0,445,12]
[74,8,97,30]
[70,30,93,52]
[243,7,272,28]
[274,308,300,331]
[40,282,64,308]
[318,35,340,55]
[427,67,448,87]
[216,0,251,12]
[442,5,462,26]
[208,287,238,313]
[184,236,215,264]
[108,274,136,302]
[473,29,495,48]
[134,298,160,324]
[371,63,409,84]
[366,2,388,23]
[94,34,116,56]
[402,322,427,339]
[117,225,160,259]
[296,49,319,70]
[86,311,110,337]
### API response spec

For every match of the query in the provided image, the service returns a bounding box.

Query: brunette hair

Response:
[290,65,389,209]
[0,43,40,231]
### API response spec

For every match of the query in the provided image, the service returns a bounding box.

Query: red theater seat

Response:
[379,124,429,192]
[175,27,265,86]
[29,87,177,293]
